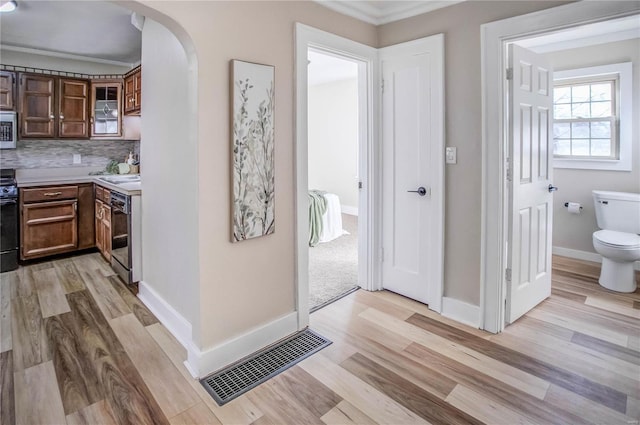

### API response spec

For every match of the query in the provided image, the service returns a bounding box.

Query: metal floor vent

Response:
[200,329,332,405]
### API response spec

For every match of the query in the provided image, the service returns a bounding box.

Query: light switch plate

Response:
[73,154,81,164]
[445,147,457,164]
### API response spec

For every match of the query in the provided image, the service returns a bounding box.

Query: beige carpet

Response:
[309,213,359,309]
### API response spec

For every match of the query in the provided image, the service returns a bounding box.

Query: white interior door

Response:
[506,43,554,323]
[380,35,444,310]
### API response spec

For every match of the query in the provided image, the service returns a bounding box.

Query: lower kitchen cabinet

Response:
[20,183,95,260]
[77,183,95,249]
[21,198,78,260]
[95,186,112,261]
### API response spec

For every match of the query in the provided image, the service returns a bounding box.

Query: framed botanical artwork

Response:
[231,60,275,242]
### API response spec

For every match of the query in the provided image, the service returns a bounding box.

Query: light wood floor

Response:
[1,253,638,424]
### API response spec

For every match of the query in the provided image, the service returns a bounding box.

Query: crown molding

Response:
[314,0,464,25]
[0,44,134,68]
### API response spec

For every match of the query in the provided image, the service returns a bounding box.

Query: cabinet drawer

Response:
[94,184,111,203]
[21,199,78,260]
[22,186,78,203]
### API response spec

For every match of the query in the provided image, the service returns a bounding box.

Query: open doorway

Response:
[480,2,639,333]
[307,49,361,311]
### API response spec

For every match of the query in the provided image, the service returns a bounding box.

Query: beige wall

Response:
[133,1,377,350]
[548,39,640,254]
[377,1,572,305]
[309,78,359,210]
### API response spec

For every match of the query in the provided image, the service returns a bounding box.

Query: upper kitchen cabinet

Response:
[19,73,89,138]
[58,78,90,138]
[91,81,122,137]
[124,66,141,115]
[0,71,16,110]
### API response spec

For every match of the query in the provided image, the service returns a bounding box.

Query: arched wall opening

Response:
[113,2,202,362]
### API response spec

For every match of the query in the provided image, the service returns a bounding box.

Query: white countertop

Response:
[16,167,142,196]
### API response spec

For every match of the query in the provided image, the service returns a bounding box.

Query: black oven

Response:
[110,190,131,284]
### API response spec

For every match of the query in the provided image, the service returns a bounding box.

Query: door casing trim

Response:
[294,23,380,330]
[480,2,640,333]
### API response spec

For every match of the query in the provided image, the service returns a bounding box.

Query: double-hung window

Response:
[552,62,632,171]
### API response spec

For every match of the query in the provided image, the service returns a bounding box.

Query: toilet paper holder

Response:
[564,202,583,210]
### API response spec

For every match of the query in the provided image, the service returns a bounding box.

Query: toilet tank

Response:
[592,191,640,234]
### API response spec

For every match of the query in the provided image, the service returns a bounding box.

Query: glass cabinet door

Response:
[91,82,122,137]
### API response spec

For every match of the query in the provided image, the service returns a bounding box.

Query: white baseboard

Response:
[138,282,300,379]
[194,312,298,378]
[137,281,200,377]
[341,205,358,216]
[138,281,193,349]
[441,297,480,329]
[553,246,640,271]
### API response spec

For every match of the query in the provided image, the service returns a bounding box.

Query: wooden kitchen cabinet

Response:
[20,183,96,260]
[91,81,122,137]
[58,78,89,138]
[19,73,89,138]
[19,74,55,138]
[95,185,112,261]
[77,183,95,250]
[0,71,16,110]
[20,185,79,260]
[124,67,141,115]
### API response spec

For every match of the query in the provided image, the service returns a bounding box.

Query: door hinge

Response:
[380,247,384,262]
[506,157,512,182]
[381,79,385,94]
[505,268,512,282]
[506,68,513,80]
[358,181,363,189]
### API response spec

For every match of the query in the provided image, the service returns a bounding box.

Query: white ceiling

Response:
[0,0,141,65]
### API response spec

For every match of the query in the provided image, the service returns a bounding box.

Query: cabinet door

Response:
[133,71,141,110]
[77,183,95,249]
[20,74,55,138]
[102,203,112,261]
[0,71,15,110]
[91,82,122,137]
[124,74,136,114]
[95,199,104,255]
[59,78,89,138]
[124,69,140,115]
[21,199,78,259]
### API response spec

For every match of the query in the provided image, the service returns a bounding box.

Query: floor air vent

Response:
[200,328,332,405]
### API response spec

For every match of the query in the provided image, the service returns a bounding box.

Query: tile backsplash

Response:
[0,139,140,170]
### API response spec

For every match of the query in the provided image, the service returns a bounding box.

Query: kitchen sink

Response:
[98,175,141,184]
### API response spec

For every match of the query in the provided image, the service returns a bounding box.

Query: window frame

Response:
[552,62,632,171]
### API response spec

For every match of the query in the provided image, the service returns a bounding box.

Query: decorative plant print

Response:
[232,60,275,242]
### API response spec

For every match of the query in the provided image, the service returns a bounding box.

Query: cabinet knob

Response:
[49,114,55,119]
[59,115,64,120]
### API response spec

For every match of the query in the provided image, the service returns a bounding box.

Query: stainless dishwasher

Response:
[110,190,132,284]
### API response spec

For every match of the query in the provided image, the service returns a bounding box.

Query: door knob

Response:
[408,187,427,196]
[548,184,558,192]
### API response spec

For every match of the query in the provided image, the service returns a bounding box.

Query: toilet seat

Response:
[593,230,640,249]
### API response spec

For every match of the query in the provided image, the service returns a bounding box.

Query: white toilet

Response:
[592,190,640,293]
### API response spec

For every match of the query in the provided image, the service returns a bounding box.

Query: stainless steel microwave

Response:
[0,111,17,149]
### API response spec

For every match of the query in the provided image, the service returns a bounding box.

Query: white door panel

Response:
[381,35,444,310]
[507,44,553,323]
